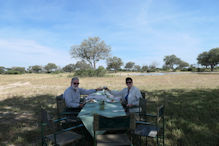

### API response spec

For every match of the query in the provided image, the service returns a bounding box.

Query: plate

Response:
[106,99,119,103]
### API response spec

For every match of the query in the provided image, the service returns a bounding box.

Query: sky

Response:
[0,0,219,68]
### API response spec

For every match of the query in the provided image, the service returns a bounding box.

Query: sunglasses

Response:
[126,82,132,84]
[73,83,80,85]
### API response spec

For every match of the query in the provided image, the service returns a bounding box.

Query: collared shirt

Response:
[110,86,142,106]
[63,86,96,108]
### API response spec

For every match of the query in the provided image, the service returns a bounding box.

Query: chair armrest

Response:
[145,113,157,117]
[53,117,68,123]
[136,121,152,125]
[60,111,79,115]
[139,113,157,117]
[127,105,139,109]
[54,124,84,135]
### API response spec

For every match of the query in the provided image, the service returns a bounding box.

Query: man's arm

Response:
[79,88,96,95]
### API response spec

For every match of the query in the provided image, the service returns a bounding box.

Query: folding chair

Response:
[40,107,84,146]
[135,105,165,146]
[93,113,136,146]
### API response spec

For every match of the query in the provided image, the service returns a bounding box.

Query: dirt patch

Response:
[0,82,31,91]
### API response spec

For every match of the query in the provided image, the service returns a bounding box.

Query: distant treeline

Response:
[1,37,219,76]
[0,60,218,76]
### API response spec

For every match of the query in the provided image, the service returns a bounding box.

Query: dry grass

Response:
[1,73,219,100]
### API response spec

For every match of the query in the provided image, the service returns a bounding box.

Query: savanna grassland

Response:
[0,73,219,145]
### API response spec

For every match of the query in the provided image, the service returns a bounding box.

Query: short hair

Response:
[126,77,133,82]
[71,77,79,82]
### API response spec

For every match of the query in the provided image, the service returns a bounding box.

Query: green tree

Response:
[12,67,26,74]
[134,65,141,72]
[197,48,219,71]
[208,48,219,71]
[44,63,57,73]
[141,65,148,72]
[125,62,135,71]
[106,56,123,72]
[0,66,5,74]
[177,60,189,70]
[197,52,210,68]
[63,64,75,72]
[163,55,180,69]
[70,36,111,69]
[162,65,169,71]
[75,60,91,70]
[31,65,42,73]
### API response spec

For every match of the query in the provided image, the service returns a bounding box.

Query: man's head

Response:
[71,77,80,89]
[126,77,133,88]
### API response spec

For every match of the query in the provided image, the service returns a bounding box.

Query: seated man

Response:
[106,77,142,113]
[63,77,102,115]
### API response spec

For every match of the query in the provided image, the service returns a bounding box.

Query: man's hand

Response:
[126,104,133,107]
[79,103,84,108]
[104,87,111,92]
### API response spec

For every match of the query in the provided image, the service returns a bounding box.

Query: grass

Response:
[0,73,219,145]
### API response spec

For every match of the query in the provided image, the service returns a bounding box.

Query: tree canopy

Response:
[44,63,57,73]
[125,62,135,70]
[75,60,91,70]
[106,56,123,72]
[30,65,42,73]
[141,65,148,72]
[70,36,111,69]
[163,55,180,69]
[63,64,75,72]
[163,55,189,70]
[197,48,219,71]
[0,66,5,74]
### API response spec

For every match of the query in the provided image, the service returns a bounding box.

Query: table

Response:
[78,101,126,137]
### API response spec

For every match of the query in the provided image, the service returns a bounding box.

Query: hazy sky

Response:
[0,0,219,68]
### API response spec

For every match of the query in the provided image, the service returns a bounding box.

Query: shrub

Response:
[12,67,26,74]
[0,67,5,74]
[51,70,64,74]
[5,70,21,74]
[95,66,106,77]
[74,67,106,77]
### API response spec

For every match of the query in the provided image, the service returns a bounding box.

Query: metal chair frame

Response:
[135,105,165,146]
[40,107,84,146]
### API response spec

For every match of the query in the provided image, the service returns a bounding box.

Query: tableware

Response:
[112,110,124,112]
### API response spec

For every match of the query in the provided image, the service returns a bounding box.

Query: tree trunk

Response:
[93,61,96,69]
[210,64,214,71]
[88,60,93,69]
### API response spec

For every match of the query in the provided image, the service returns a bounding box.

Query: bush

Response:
[187,67,196,72]
[74,67,106,77]
[51,70,64,74]
[74,70,89,77]
[0,67,5,74]
[95,66,106,77]
[12,67,26,74]
[5,70,21,74]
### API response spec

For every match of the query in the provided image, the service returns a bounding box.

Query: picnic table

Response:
[78,97,126,137]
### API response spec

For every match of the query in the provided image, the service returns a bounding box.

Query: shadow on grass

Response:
[0,94,56,145]
[143,88,219,146]
[0,89,219,145]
